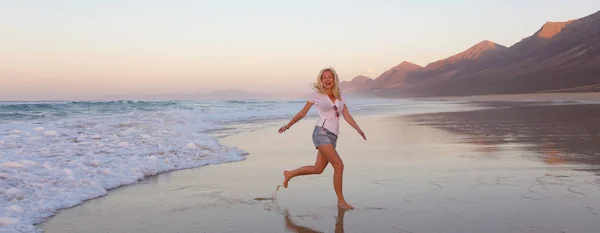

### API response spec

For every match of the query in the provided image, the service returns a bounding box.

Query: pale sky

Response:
[2,0,599,100]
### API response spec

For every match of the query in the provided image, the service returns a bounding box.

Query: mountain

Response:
[340,75,374,92]
[535,21,574,39]
[399,40,508,91]
[353,10,600,97]
[369,62,422,91]
[365,40,508,96]
[422,40,507,72]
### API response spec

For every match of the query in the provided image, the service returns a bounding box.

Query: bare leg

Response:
[317,144,354,209]
[283,151,328,188]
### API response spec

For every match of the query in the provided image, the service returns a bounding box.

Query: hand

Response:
[278,125,289,134]
[357,128,366,140]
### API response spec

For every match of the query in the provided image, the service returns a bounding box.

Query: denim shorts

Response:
[312,126,338,149]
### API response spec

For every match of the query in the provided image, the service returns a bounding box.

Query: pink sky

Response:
[2,1,598,100]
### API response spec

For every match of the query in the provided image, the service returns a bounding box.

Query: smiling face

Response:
[321,70,335,90]
[313,67,341,100]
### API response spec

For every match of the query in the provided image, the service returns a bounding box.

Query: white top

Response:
[308,91,346,135]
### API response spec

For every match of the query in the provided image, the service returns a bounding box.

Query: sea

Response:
[0,97,473,233]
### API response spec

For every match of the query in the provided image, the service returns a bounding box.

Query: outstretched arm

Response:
[279,101,313,133]
[342,104,366,140]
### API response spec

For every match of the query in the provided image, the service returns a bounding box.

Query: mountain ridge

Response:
[341,10,600,97]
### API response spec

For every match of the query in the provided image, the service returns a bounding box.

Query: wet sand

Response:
[40,102,600,233]
[421,92,600,103]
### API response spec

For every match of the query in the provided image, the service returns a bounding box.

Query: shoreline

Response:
[17,101,385,232]
[17,93,598,232]
[38,98,600,233]
[33,94,596,229]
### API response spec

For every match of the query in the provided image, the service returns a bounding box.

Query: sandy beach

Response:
[420,92,600,103]
[39,100,600,233]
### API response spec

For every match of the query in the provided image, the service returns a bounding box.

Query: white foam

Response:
[0,173,12,179]
[0,109,249,233]
[186,142,198,149]
[44,131,56,136]
[0,217,19,227]
[6,205,24,214]
[1,162,23,168]
[4,187,24,200]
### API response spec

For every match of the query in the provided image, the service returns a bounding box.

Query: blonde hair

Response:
[312,67,341,100]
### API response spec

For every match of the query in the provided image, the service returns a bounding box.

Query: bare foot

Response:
[283,171,291,188]
[337,201,354,210]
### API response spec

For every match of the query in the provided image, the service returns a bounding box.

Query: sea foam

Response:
[0,106,248,232]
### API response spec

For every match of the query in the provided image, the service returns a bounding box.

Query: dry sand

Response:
[39,101,600,233]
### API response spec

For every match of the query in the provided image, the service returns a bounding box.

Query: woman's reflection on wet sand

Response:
[283,207,348,233]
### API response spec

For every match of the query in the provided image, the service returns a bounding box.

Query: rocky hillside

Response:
[343,10,600,97]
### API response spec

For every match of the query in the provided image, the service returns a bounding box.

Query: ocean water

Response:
[0,97,472,233]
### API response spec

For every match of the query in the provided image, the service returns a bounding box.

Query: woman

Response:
[278,67,366,210]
